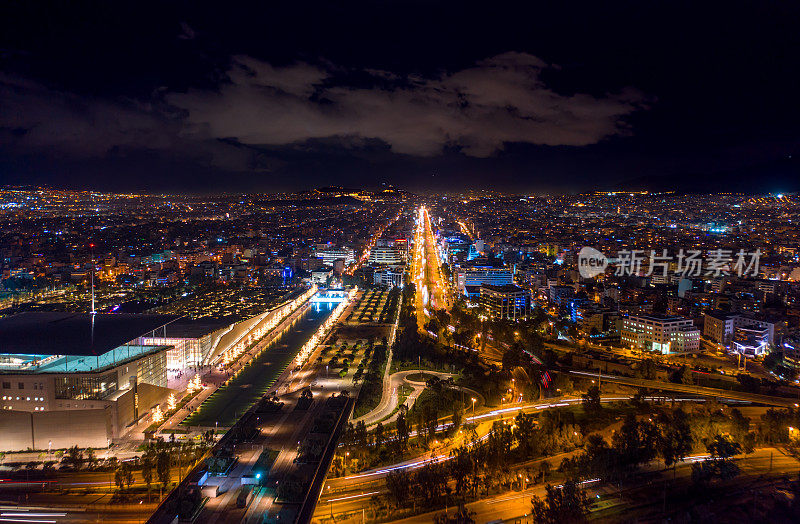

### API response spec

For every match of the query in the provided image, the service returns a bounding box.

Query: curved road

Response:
[353,370,487,428]
[326,396,630,492]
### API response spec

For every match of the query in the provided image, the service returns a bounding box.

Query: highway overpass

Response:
[569,369,800,407]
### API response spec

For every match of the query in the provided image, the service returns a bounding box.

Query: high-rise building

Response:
[314,247,355,267]
[374,267,404,287]
[732,327,770,357]
[703,310,778,347]
[368,246,404,265]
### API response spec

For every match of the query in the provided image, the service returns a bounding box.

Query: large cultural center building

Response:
[0,312,179,451]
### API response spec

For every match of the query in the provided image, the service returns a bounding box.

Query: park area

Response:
[346,287,399,324]
[319,338,371,382]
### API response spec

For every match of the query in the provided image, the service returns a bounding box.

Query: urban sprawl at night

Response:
[3,1,800,523]
[1,187,800,523]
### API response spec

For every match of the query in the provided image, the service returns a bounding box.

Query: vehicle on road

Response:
[237,485,254,508]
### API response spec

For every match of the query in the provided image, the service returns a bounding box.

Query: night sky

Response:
[1,1,799,194]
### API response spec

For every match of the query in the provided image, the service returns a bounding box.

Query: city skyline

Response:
[1,186,799,522]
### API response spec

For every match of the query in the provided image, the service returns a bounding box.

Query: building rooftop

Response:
[629,314,690,323]
[0,312,179,357]
[704,309,739,320]
[162,317,234,339]
[480,284,526,293]
[460,261,507,269]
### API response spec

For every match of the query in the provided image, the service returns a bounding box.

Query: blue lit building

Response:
[480,284,531,320]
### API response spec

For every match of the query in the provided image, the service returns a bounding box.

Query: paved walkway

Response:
[158,302,313,435]
[347,295,403,426]
[352,370,457,427]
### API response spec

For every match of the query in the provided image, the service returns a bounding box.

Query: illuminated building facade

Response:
[621,314,700,354]
[480,284,530,320]
[0,312,177,450]
[455,266,513,294]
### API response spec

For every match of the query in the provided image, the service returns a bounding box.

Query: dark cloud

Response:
[2,0,797,193]
[0,74,279,174]
[0,74,174,156]
[0,53,647,181]
[170,52,648,158]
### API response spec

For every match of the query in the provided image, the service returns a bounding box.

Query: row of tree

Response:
[112,432,215,499]
[384,396,790,513]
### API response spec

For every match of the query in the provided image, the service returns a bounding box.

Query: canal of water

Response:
[181,301,336,428]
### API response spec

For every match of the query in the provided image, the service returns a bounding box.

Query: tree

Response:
[636,359,658,380]
[426,376,444,395]
[513,411,538,457]
[396,406,410,450]
[114,461,134,493]
[64,445,83,469]
[375,422,385,448]
[385,469,412,507]
[669,365,692,384]
[355,420,369,449]
[691,434,742,488]
[581,385,602,417]
[448,446,474,497]
[156,448,171,490]
[201,429,215,448]
[707,433,742,461]
[451,400,463,431]
[412,461,448,504]
[123,462,134,490]
[434,504,476,524]
[759,408,796,444]
[736,373,761,393]
[423,405,439,445]
[612,413,658,471]
[114,462,126,492]
[141,449,155,495]
[531,480,591,524]
[657,408,693,468]
[728,408,753,449]
[539,460,552,482]
[576,434,616,480]
[502,343,525,372]
[425,317,441,336]
[85,447,97,469]
[763,351,783,372]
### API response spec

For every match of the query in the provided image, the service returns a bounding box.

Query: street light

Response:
[471,397,476,416]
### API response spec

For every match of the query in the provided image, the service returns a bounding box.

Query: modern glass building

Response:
[0,312,179,450]
[479,284,531,320]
